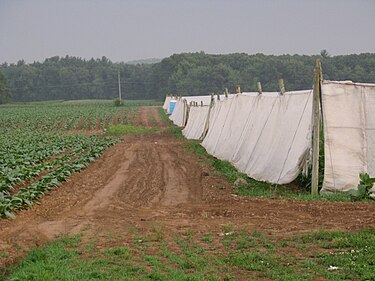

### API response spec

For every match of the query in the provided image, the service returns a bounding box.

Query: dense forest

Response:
[1,52,375,102]
[0,71,11,104]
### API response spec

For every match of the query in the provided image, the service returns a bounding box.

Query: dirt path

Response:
[1,106,375,269]
[135,106,168,128]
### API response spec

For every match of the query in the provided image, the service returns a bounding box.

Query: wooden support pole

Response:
[236,85,241,94]
[278,79,286,94]
[183,99,189,127]
[224,87,229,98]
[311,59,322,195]
[257,82,262,95]
[200,93,215,140]
[216,93,220,100]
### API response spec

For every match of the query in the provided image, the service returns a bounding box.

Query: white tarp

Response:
[168,94,235,127]
[163,96,172,110]
[182,106,210,140]
[202,90,313,184]
[320,81,375,193]
[162,96,177,114]
[169,99,187,127]
[183,95,212,105]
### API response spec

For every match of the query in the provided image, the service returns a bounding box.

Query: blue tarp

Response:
[169,100,177,114]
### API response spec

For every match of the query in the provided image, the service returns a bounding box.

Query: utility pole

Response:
[117,70,122,101]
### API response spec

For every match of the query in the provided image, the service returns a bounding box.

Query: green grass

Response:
[105,124,157,136]
[182,140,365,202]
[167,126,184,140]
[3,228,375,281]
[157,107,181,133]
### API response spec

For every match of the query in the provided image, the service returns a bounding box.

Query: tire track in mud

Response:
[112,139,202,208]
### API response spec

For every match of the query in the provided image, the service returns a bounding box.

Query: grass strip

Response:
[3,228,375,281]
[104,124,157,136]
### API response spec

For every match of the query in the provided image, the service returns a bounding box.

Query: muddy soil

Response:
[1,106,374,269]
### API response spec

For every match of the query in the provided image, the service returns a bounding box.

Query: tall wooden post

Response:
[183,99,188,127]
[278,79,285,94]
[257,82,262,95]
[201,93,215,140]
[311,59,322,195]
[236,85,241,94]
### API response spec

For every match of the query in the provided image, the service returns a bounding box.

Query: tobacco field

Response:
[0,100,156,218]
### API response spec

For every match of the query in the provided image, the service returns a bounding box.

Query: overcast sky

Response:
[0,0,374,64]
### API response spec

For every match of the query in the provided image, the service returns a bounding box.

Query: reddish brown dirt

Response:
[1,106,375,269]
[95,117,102,130]
[84,117,92,130]
[129,111,135,125]
[151,106,169,127]
[75,117,86,130]
[135,106,168,128]
[104,116,111,128]
[112,112,121,125]
[55,118,67,131]
[120,112,127,125]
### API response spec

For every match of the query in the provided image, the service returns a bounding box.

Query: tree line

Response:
[1,52,374,103]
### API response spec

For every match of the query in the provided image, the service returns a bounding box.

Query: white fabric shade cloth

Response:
[202,90,313,184]
[165,80,375,191]
[169,99,187,127]
[182,106,210,140]
[321,81,375,193]
[162,96,172,110]
[168,94,235,127]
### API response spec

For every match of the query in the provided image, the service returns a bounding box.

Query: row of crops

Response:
[0,100,148,131]
[0,100,160,218]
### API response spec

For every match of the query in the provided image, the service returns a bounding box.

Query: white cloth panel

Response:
[183,96,212,105]
[182,106,210,140]
[162,96,171,110]
[169,99,186,127]
[181,94,236,105]
[202,91,313,184]
[168,95,235,128]
[321,81,375,193]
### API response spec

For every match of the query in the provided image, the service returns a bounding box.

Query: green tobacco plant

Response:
[347,173,375,201]
[0,136,119,218]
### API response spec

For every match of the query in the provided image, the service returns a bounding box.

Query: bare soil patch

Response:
[104,116,111,128]
[1,106,374,270]
[75,117,86,130]
[55,118,67,131]
[95,117,102,130]
[120,111,127,125]
[84,117,92,130]
[129,111,135,125]
[134,106,168,128]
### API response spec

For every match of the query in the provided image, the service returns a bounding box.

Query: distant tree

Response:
[16,59,25,66]
[320,49,330,58]
[0,71,11,104]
